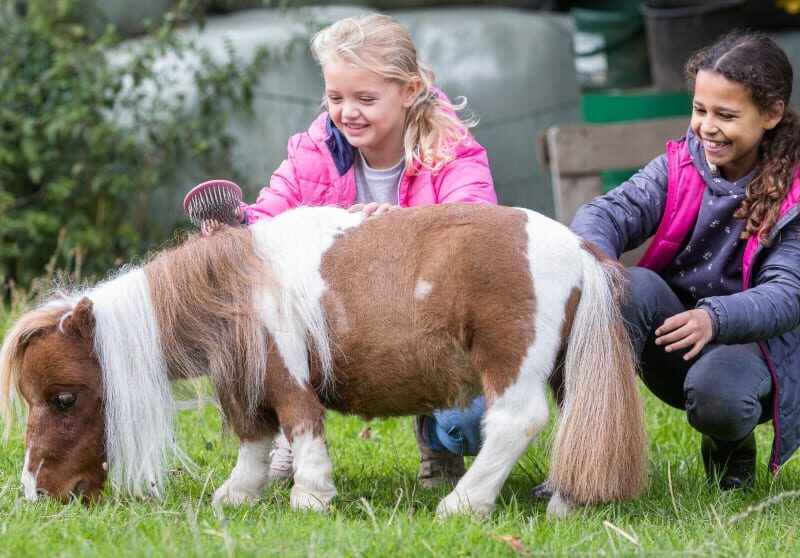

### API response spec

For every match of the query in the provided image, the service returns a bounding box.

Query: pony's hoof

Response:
[212,481,261,506]
[546,491,574,519]
[290,485,334,512]
[436,491,491,519]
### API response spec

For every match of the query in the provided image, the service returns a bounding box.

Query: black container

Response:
[641,0,747,92]
[740,0,800,29]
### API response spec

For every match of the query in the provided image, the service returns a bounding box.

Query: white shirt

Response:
[354,149,403,206]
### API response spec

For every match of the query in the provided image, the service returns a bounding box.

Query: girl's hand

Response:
[200,206,244,237]
[348,202,398,216]
[200,219,225,237]
[654,309,714,360]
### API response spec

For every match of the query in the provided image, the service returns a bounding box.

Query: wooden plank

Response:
[544,116,687,175]
[551,174,602,225]
[541,118,674,266]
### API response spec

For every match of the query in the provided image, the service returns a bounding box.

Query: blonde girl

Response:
[243,13,496,222]
[193,13,497,486]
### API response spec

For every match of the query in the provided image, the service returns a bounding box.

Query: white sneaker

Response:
[269,432,294,483]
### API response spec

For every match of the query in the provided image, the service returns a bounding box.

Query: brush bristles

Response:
[186,185,241,227]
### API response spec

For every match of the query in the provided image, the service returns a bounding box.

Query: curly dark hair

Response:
[685,31,800,245]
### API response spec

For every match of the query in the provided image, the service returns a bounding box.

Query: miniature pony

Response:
[0,204,648,517]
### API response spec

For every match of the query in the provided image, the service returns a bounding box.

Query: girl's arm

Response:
[570,155,669,259]
[433,139,497,205]
[243,135,310,222]
[697,216,800,343]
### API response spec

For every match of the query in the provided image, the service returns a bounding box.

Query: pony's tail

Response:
[548,247,648,505]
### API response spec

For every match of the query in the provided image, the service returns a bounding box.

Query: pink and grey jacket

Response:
[242,102,496,223]
[572,131,800,471]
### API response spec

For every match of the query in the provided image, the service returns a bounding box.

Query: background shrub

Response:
[0,0,268,295]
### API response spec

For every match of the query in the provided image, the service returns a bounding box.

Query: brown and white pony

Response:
[0,204,648,517]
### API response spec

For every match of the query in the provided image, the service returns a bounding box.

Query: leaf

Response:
[28,166,44,184]
[497,534,530,556]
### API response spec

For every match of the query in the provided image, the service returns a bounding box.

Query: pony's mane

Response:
[144,227,272,432]
[87,265,186,497]
[0,293,80,436]
[94,227,271,497]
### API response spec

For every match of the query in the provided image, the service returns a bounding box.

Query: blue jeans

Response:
[426,396,485,456]
[426,266,774,455]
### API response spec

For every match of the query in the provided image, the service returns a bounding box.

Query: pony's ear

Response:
[63,297,95,340]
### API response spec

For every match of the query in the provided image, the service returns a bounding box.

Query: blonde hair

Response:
[311,13,476,174]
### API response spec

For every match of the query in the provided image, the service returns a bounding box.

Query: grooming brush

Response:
[183,179,244,228]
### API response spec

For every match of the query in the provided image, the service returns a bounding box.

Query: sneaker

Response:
[268,432,294,483]
[413,415,466,489]
[701,432,756,490]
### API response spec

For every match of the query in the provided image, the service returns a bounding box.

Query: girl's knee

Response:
[685,386,761,442]
[621,267,681,335]
[685,344,770,441]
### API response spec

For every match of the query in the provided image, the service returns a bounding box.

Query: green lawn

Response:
[1,320,799,556]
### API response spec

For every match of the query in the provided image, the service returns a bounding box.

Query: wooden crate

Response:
[538,116,687,264]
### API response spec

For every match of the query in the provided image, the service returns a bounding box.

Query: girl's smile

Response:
[340,122,369,136]
[702,138,729,154]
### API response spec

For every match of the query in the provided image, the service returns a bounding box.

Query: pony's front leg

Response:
[286,428,337,512]
[268,350,337,511]
[213,434,275,506]
[437,381,550,518]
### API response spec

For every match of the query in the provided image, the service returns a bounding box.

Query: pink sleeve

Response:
[435,137,497,205]
[243,136,306,223]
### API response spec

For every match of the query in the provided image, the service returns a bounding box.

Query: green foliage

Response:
[0,0,269,292]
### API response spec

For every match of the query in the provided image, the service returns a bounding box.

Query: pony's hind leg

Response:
[546,490,575,519]
[437,378,550,517]
[213,434,275,506]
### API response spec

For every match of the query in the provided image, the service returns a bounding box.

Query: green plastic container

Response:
[581,90,691,123]
[571,1,651,90]
[582,89,691,191]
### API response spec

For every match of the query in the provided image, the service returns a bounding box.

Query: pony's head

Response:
[1,296,107,503]
[2,228,288,505]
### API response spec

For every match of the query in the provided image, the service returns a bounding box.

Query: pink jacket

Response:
[243,110,496,223]
[636,139,706,272]
[638,139,800,286]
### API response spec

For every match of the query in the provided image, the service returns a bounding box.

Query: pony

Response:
[0,204,648,517]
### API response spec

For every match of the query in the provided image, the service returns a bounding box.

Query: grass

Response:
[2,311,800,557]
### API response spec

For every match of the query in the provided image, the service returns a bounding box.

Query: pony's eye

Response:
[53,392,77,410]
